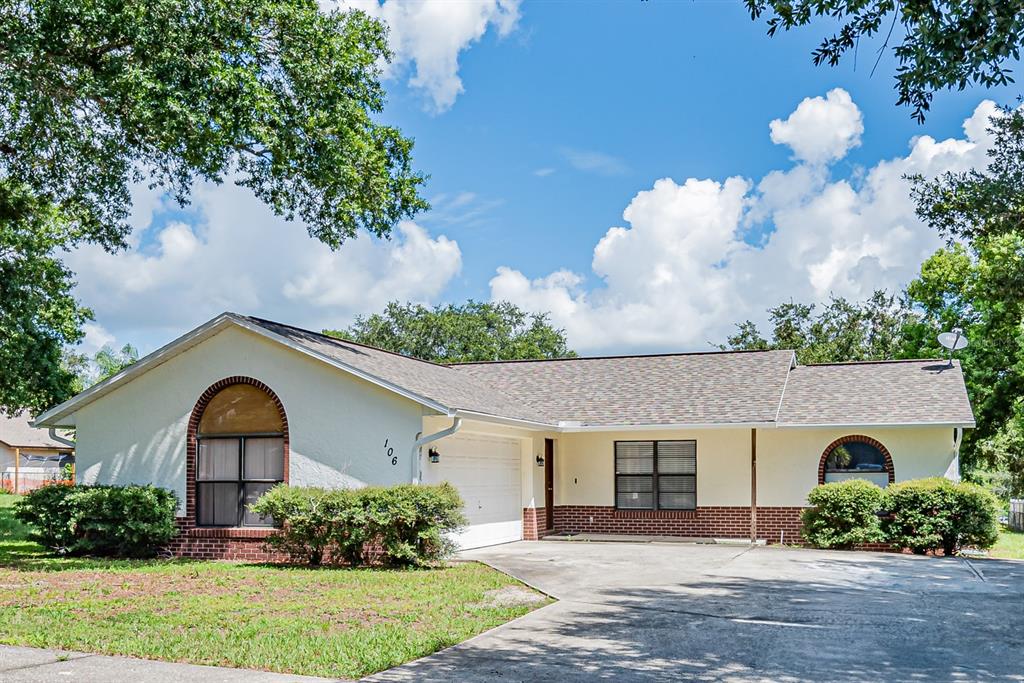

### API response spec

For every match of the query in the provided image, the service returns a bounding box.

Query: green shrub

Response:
[248,485,352,566]
[358,483,467,566]
[14,484,178,557]
[801,479,886,549]
[251,483,466,567]
[883,477,1001,555]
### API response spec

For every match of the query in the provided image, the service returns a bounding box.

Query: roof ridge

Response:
[800,358,951,367]
[242,315,455,370]
[449,348,795,366]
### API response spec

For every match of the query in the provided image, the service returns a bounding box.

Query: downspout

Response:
[411,417,462,484]
[48,428,76,449]
[750,428,757,544]
[952,427,964,482]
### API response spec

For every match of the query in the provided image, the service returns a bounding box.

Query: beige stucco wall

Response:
[554,428,753,507]
[73,326,427,514]
[546,425,959,509]
[757,426,959,507]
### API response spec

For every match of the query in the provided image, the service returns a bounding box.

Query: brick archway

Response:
[818,435,894,486]
[184,376,290,526]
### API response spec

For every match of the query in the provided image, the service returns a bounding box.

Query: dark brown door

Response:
[544,438,554,531]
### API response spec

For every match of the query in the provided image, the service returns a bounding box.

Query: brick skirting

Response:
[522,507,546,540]
[163,519,287,562]
[549,505,805,544]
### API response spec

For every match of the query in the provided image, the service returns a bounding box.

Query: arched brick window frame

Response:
[818,435,895,486]
[185,377,289,526]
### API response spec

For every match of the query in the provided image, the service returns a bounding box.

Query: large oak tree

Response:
[0,0,427,414]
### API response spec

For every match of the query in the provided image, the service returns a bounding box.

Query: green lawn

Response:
[0,493,549,679]
[990,526,1024,560]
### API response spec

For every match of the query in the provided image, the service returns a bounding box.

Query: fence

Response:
[1,469,72,494]
[1011,499,1024,532]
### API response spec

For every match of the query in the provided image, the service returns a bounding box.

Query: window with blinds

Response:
[615,440,696,510]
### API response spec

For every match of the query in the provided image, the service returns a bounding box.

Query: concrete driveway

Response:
[368,541,1024,682]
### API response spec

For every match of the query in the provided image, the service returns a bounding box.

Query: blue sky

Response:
[68,0,1023,357]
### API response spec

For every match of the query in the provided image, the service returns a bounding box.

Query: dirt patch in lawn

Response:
[477,585,549,608]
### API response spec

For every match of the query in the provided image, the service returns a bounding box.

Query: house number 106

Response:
[384,438,397,466]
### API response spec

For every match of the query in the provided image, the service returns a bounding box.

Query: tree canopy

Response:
[719,290,915,365]
[1,0,426,415]
[745,0,1024,122]
[910,107,1024,241]
[324,301,577,363]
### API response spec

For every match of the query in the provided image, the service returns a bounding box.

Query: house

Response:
[1,412,75,493]
[33,313,974,559]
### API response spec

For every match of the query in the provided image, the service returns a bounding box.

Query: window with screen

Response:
[615,440,696,510]
[196,383,285,527]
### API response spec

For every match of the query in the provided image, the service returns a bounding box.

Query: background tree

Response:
[745,0,1024,122]
[92,344,139,385]
[0,0,427,415]
[902,237,1024,493]
[719,290,916,364]
[324,301,577,363]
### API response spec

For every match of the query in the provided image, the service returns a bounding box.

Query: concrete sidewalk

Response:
[0,645,342,683]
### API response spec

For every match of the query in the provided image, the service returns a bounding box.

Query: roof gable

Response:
[776,359,976,427]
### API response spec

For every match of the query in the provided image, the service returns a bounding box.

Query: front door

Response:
[544,438,554,531]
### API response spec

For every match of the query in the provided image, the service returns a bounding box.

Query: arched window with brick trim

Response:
[190,378,288,527]
[818,435,894,488]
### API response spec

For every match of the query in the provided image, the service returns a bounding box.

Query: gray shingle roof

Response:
[243,317,551,424]
[0,412,73,449]
[776,359,975,427]
[451,350,797,426]
[33,312,976,430]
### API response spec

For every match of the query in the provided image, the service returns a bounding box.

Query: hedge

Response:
[883,477,1000,555]
[801,479,886,549]
[250,483,466,567]
[801,476,1001,555]
[14,484,178,557]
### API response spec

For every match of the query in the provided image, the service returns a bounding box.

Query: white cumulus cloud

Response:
[491,95,1000,354]
[336,0,521,112]
[66,180,461,349]
[769,88,864,165]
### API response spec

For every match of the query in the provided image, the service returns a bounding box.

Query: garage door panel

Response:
[423,434,522,549]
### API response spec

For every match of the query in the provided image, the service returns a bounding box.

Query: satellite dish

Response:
[938,327,968,366]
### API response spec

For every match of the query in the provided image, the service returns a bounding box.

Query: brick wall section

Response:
[552,505,805,544]
[522,507,545,540]
[164,519,288,561]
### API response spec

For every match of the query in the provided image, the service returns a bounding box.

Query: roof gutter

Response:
[556,421,778,432]
[411,417,462,484]
[776,421,976,429]
[47,428,75,449]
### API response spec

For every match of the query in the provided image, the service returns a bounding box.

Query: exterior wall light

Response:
[536,454,545,466]
[428,448,441,464]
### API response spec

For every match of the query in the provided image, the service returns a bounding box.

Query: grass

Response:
[0,493,549,679]
[989,526,1024,560]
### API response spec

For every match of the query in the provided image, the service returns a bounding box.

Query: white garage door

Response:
[423,433,522,549]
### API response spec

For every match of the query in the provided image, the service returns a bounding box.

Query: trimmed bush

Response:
[251,483,466,567]
[15,484,178,557]
[245,485,347,566]
[883,477,1000,555]
[801,479,886,549]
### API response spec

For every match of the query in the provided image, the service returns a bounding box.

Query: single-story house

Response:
[34,313,974,559]
[1,412,75,493]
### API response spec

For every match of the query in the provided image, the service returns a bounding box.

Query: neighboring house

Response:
[34,313,974,559]
[0,412,75,493]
